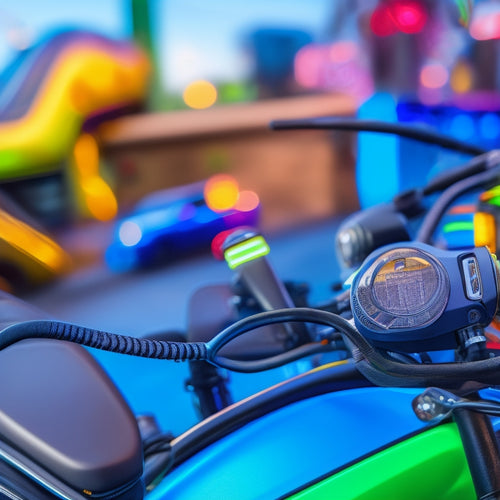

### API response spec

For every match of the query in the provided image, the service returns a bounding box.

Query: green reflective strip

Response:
[443,221,474,233]
[288,423,474,500]
[224,236,270,269]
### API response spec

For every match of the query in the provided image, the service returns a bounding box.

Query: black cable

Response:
[270,117,486,156]
[6,308,500,388]
[0,316,338,372]
[206,308,500,389]
[211,341,338,373]
[449,401,500,416]
[143,433,175,490]
[0,320,207,361]
[416,166,500,243]
[206,308,380,371]
[143,432,175,458]
[422,150,500,196]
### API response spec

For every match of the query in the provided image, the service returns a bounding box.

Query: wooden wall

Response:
[97,93,360,232]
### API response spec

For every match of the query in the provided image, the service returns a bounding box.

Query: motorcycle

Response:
[1,118,500,499]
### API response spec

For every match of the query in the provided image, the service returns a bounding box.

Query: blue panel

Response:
[356,93,500,209]
[479,113,500,142]
[148,387,427,499]
[356,93,399,208]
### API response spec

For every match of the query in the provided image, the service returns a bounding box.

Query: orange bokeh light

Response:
[183,80,217,109]
[450,60,473,93]
[72,133,118,221]
[204,174,240,212]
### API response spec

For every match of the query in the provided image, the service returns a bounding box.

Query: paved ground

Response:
[21,216,348,435]
[24,217,346,333]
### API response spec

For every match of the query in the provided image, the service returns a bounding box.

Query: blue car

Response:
[105,175,260,271]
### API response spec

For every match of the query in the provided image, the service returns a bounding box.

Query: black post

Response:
[186,361,233,419]
[454,407,500,500]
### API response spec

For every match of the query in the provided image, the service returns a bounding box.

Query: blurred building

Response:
[245,27,313,98]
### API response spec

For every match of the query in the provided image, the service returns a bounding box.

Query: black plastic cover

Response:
[0,336,143,495]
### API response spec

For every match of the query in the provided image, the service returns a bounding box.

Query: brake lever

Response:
[222,228,310,347]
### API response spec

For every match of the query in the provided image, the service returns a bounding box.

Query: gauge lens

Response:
[353,247,450,331]
[372,256,440,315]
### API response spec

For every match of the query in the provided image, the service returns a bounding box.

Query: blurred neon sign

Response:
[370,0,428,37]
[470,12,500,40]
[294,41,373,102]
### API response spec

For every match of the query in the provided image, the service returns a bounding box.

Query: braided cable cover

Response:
[0,320,208,361]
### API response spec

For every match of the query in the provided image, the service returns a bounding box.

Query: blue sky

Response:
[0,0,333,93]
[156,0,333,91]
[0,1,125,63]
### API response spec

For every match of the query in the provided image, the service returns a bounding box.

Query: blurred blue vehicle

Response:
[105,175,260,272]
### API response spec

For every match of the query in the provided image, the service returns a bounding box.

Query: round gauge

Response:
[353,247,450,331]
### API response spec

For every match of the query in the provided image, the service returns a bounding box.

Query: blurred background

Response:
[0,0,498,295]
[2,0,500,434]
[0,0,498,298]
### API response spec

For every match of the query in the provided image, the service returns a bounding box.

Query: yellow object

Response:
[0,208,70,290]
[0,35,150,179]
[183,80,218,109]
[309,359,350,373]
[474,211,497,253]
[204,174,240,212]
[450,60,474,94]
[70,133,118,221]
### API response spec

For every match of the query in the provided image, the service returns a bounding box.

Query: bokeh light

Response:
[234,190,260,212]
[183,80,217,109]
[370,4,398,37]
[449,113,475,140]
[419,63,449,89]
[80,176,119,221]
[329,40,358,63]
[479,113,500,141]
[392,0,427,34]
[450,60,473,93]
[294,41,373,101]
[119,221,143,247]
[294,44,325,88]
[72,133,118,221]
[470,12,500,40]
[370,0,427,37]
[204,174,240,212]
